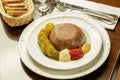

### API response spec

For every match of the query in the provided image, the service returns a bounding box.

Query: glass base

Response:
[38,4,49,12]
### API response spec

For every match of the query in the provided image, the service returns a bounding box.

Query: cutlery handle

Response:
[81,8,119,24]
[63,3,118,20]
[82,8,118,20]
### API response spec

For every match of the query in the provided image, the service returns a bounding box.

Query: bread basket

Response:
[0,0,34,27]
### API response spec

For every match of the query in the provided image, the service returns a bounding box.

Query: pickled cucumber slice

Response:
[82,43,91,54]
[45,23,54,36]
[38,23,59,60]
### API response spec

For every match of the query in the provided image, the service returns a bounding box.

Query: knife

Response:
[52,0,119,24]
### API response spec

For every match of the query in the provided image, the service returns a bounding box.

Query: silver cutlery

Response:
[51,0,119,25]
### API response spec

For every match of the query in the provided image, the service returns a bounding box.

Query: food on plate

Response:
[59,49,71,62]
[44,23,55,37]
[69,47,83,60]
[49,23,86,50]
[0,0,34,27]
[38,23,91,62]
[38,23,59,60]
[82,43,91,54]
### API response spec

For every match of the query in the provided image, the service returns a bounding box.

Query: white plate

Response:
[27,13,102,70]
[19,12,110,79]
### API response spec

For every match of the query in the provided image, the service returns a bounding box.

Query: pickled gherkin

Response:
[45,23,54,36]
[38,23,59,60]
[82,43,91,54]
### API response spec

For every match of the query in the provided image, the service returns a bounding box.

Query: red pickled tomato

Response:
[69,47,84,60]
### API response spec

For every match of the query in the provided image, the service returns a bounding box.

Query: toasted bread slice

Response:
[7,10,27,17]
[2,0,28,17]
[5,3,25,7]
[2,0,24,4]
[4,5,28,11]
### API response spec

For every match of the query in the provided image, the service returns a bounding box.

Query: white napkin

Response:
[52,0,120,30]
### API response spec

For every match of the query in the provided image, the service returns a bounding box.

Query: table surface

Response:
[0,0,120,80]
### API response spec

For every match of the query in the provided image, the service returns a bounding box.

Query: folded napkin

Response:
[52,0,120,30]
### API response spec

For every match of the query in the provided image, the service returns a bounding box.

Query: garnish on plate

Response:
[69,47,83,60]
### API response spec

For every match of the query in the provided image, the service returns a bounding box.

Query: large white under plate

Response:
[19,12,110,79]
